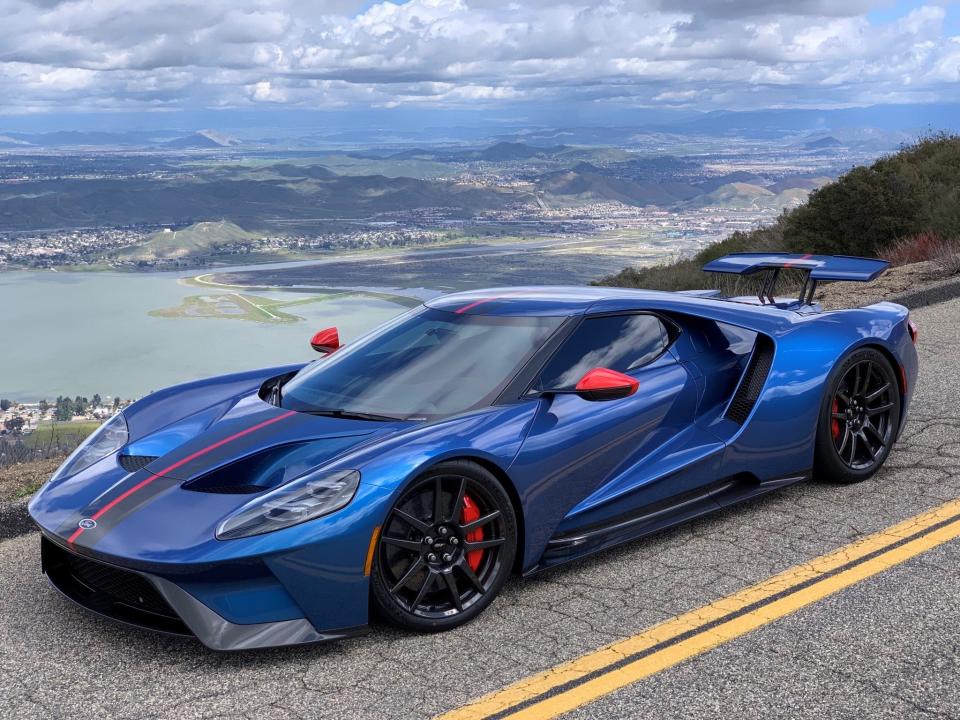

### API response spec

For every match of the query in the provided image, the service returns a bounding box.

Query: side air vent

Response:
[725,335,775,424]
[118,454,159,473]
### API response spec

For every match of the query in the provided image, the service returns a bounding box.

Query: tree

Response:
[0,399,10,412]
[112,396,121,410]
[54,396,73,422]
[92,394,102,408]
[38,399,49,412]
[3,416,25,435]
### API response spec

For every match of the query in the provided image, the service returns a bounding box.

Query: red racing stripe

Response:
[67,410,297,545]
[783,253,814,269]
[454,297,497,314]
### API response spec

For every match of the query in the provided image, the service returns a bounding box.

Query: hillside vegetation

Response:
[597,135,960,291]
[116,221,261,261]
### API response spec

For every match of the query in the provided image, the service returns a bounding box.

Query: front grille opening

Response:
[118,454,159,473]
[41,537,191,636]
[725,334,775,425]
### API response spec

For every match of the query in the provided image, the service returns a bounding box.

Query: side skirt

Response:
[524,472,809,577]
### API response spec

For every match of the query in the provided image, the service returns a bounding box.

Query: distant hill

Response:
[164,130,239,149]
[115,221,261,261]
[538,163,699,206]
[269,163,337,179]
[597,134,960,290]
[0,129,211,148]
[695,171,768,194]
[0,172,520,231]
[767,175,832,193]
[474,142,564,161]
[803,136,844,150]
[0,135,30,148]
[687,182,776,209]
[388,142,571,163]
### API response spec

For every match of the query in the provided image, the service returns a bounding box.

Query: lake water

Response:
[1,268,415,402]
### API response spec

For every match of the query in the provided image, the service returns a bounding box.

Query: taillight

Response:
[907,319,918,344]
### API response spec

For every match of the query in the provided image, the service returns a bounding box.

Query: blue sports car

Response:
[30,253,919,650]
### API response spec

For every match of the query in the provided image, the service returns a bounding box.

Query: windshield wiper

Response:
[304,408,404,422]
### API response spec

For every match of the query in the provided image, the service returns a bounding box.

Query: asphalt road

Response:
[2,297,959,720]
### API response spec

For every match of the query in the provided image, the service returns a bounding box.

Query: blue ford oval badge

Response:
[78,518,97,530]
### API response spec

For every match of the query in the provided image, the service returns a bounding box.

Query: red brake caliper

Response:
[831,397,841,441]
[460,495,484,572]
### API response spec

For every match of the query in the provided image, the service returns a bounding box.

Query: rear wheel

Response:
[814,348,900,484]
[371,461,517,631]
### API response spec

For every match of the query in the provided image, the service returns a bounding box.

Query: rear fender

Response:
[720,303,913,480]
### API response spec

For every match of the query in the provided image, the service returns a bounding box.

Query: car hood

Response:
[123,394,387,483]
[29,392,409,560]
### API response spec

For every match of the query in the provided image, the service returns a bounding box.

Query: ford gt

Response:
[29,253,919,650]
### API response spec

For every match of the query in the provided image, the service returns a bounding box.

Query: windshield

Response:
[281,307,564,420]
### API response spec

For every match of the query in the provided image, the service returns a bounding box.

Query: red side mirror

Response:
[310,327,340,354]
[574,368,639,402]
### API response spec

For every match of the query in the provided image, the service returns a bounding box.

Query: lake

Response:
[1,238,669,402]
[1,267,416,402]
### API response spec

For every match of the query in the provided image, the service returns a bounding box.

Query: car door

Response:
[509,312,717,558]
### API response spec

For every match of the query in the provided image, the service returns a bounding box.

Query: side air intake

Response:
[725,335,775,424]
[118,454,159,473]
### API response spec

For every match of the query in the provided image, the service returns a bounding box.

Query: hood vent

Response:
[182,438,361,494]
[188,483,269,494]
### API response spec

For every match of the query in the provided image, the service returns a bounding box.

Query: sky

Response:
[0,0,957,124]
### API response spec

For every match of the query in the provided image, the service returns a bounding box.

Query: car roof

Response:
[425,286,683,317]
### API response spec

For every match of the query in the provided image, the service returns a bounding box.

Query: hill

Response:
[164,130,239,149]
[115,221,261,261]
[0,135,30,148]
[269,163,337,179]
[538,163,699,206]
[0,172,519,231]
[685,182,811,211]
[687,182,775,209]
[388,142,571,163]
[803,136,844,150]
[597,134,960,291]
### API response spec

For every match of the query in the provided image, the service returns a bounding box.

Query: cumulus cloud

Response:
[0,0,956,114]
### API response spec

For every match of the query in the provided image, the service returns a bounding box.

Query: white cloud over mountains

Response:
[0,0,957,114]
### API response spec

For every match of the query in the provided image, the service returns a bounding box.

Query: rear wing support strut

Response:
[797,275,818,307]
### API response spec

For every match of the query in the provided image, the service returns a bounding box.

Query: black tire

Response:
[371,460,517,632]
[814,347,901,484]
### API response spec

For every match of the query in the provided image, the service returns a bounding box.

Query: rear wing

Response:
[702,253,889,306]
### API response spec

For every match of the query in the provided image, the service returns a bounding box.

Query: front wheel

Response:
[814,348,901,484]
[371,460,517,632]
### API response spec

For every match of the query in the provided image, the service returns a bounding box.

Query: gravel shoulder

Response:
[818,259,960,309]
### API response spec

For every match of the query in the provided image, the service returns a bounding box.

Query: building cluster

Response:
[0,397,132,438]
[0,227,151,268]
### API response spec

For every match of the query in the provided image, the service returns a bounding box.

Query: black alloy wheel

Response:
[371,460,517,631]
[815,348,901,483]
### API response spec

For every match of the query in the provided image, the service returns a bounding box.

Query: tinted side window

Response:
[538,314,668,390]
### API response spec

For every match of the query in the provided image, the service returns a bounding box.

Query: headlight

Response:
[216,469,360,540]
[53,412,128,481]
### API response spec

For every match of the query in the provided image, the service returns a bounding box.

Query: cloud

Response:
[0,0,956,115]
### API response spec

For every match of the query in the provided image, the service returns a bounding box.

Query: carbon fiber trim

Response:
[118,454,158,473]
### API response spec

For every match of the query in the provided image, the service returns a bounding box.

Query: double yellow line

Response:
[438,496,960,720]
